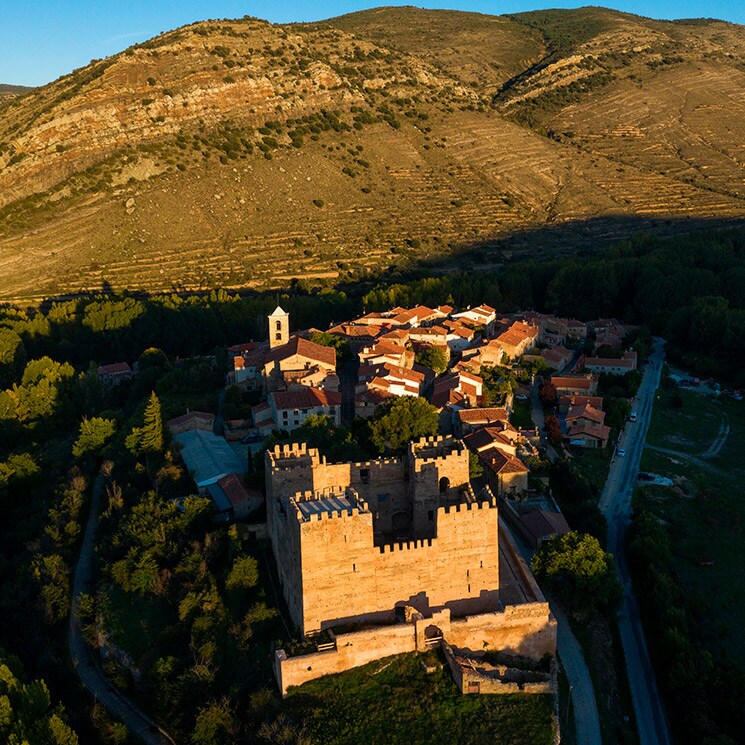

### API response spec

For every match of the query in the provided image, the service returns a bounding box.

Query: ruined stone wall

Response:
[448,603,557,660]
[297,500,499,634]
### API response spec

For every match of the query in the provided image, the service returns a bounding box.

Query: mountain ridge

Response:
[0,6,744,301]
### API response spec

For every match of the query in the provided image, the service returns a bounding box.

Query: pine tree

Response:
[126,392,164,457]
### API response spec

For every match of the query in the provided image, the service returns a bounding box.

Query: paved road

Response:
[69,475,174,745]
[553,605,602,745]
[599,339,672,745]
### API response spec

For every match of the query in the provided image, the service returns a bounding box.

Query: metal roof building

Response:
[173,428,246,488]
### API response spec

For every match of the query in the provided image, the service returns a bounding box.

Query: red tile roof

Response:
[457,407,509,424]
[271,387,341,410]
[463,427,515,452]
[98,362,132,375]
[567,423,611,442]
[484,449,529,475]
[217,473,262,510]
[166,411,215,429]
[566,403,606,425]
[265,336,336,368]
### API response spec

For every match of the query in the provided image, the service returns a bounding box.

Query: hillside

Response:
[0,7,744,301]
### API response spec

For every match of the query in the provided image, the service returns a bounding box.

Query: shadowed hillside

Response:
[0,7,744,301]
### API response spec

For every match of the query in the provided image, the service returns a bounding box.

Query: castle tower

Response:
[269,306,290,349]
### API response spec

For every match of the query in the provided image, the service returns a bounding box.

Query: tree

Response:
[539,380,558,409]
[415,345,448,374]
[125,392,164,457]
[544,414,564,446]
[532,532,621,617]
[469,451,483,479]
[0,649,79,744]
[72,416,116,458]
[604,397,631,430]
[192,699,239,745]
[369,396,439,453]
[309,331,351,364]
[226,556,259,590]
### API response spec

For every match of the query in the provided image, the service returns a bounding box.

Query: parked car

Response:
[515,393,529,402]
[618,447,626,457]
[629,411,637,422]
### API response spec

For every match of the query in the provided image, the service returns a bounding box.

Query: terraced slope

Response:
[0,8,744,302]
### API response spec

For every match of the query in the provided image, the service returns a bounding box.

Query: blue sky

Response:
[2,1,742,87]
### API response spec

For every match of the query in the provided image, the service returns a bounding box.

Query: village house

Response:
[517,510,571,549]
[493,320,538,361]
[451,304,497,333]
[262,335,337,393]
[552,373,599,397]
[253,387,342,436]
[442,319,478,353]
[481,448,530,495]
[207,473,263,522]
[463,426,518,457]
[430,370,483,410]
[359,339,415,368]
[408,325,450,353]
[558,394,604,415]
[523,344,573,372]
[97,361,134,385]
[565,402,610,448]
[590,318,637,350]
[454,407,511,437]
[579,350,637,376]
[166,411,215,436]
[327,323,383,352]
[460,339,505,369]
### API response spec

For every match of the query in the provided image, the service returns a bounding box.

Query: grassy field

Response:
[286,653,555,745]
[638,385,745,665]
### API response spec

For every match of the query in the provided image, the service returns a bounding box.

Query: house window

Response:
[276,320,282,331]
[275,332,282,340]
[353,563,356,572]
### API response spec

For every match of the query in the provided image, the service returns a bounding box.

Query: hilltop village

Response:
[132,301,641,694]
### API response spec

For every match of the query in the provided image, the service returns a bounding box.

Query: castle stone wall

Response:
[297,499,499,634]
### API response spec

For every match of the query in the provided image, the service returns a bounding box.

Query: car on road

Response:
[618,447,626,457]
[515,393,529,401]
[629,411,637,422]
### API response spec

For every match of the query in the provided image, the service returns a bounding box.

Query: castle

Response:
[266,436,557,694]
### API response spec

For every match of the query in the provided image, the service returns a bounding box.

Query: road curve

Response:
[69,474,175,745]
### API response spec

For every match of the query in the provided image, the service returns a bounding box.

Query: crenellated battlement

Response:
[439,497,497,515]
[378,537,435,554]
[410,434,467,468]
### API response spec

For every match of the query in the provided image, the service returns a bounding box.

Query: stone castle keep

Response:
[267,436,557,694]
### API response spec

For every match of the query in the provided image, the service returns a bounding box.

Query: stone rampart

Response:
[274,622,416,695]
[274,601,555,695]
